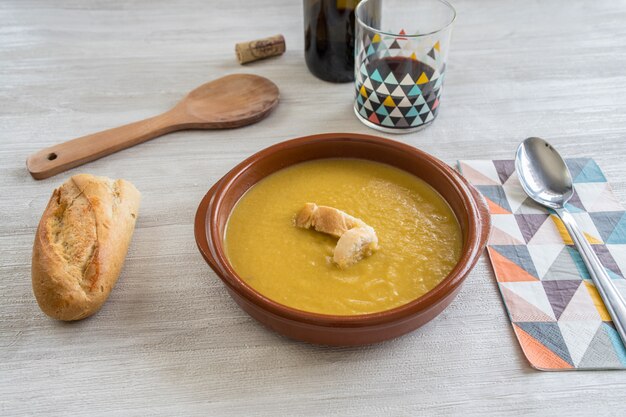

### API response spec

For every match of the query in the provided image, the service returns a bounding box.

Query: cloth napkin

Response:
[458,158,626,370]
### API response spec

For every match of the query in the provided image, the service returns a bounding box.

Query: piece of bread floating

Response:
[32,174,140,321]
[295,203,378,269]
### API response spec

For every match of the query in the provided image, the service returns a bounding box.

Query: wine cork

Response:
[235,34,286,64]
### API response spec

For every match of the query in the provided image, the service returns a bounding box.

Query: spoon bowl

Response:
[178,74,279,128]
[515,137,573,209]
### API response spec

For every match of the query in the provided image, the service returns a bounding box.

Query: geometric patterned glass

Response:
[354,0,455,133]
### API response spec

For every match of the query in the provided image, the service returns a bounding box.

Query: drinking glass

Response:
[354,0,456,132]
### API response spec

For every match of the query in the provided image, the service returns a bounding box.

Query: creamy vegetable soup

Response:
[224,159,462,315]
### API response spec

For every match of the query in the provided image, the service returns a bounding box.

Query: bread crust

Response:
[333,225,378,269]
[295,203,366,237]
[295,203,378,269]
[31,174,140,320]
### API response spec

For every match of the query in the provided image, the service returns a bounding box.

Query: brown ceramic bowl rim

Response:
[196,133,486,328]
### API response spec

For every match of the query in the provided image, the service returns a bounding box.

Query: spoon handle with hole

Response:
[26,110,181,180]
[556,207,626,343]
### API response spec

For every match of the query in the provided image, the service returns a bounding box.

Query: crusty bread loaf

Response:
[32,174,140,321]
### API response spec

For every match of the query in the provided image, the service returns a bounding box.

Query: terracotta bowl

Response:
[194,133,490,346]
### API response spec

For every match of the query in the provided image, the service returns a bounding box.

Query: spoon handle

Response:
[556,207,626,344]
[26,110,182,180]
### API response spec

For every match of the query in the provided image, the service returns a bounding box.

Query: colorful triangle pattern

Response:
[459,159,626,370]
[354,32,445,130]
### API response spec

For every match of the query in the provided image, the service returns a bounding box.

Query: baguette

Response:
[32,174,140,321]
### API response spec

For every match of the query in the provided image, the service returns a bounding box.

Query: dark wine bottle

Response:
[303,0,361,83]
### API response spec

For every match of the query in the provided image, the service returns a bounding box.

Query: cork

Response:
[235,34,286,64]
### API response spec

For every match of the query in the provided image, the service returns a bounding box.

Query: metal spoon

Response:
[516,137,626,344]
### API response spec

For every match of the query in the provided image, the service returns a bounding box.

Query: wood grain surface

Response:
[1,0,625,415]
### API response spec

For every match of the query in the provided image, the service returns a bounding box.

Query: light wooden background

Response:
[2,0,626,415]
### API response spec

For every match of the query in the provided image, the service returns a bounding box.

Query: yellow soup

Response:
[224,159,462,315]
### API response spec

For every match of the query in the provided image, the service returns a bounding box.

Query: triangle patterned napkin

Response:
[458,158,626,370]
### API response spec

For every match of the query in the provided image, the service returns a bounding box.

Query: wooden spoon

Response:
[27,74,279,180]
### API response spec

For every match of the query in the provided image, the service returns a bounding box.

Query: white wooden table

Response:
[2,0,626,415]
